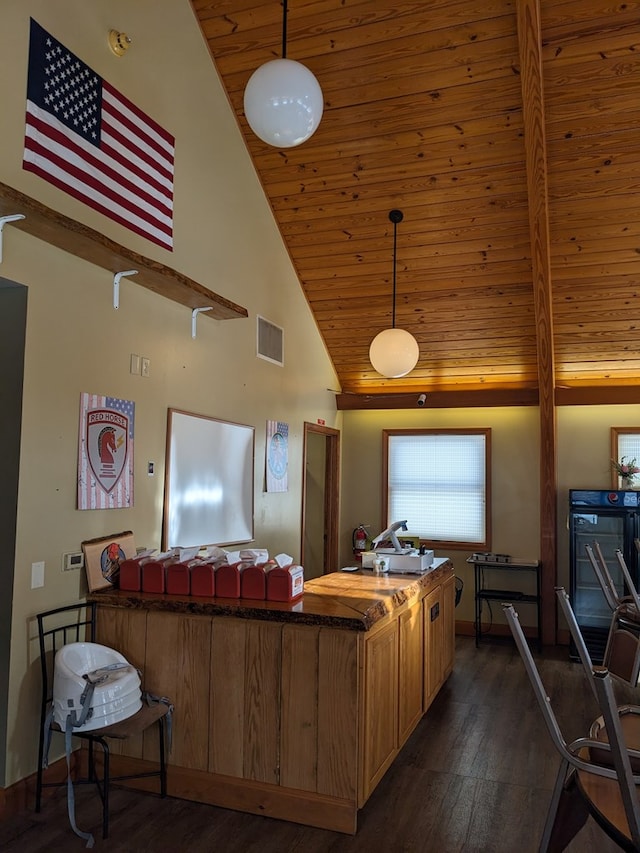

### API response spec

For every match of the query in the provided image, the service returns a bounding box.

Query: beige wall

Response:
[339,404,640,630]
[339,407,541,627]
[1,0,340,787]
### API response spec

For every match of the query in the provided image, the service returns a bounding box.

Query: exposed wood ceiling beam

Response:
[336,385,640,411]
[517,0,556,645]
[336,388,540,410]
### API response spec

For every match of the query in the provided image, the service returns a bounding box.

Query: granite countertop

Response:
[88,557,453,632]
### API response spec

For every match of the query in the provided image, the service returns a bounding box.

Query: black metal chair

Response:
[36,602,171,842]
[504,602,640,852]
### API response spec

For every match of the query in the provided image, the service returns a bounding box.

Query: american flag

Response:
[24,19,174,251]
[78,392,135,510]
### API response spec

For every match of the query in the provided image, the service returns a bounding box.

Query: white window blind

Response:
[386,432,488,545]
[617,433,640,466]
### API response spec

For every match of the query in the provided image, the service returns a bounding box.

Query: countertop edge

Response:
[88,559,453,632]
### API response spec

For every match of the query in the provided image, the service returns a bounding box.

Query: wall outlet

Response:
[141,357,150,378]
[31,561,45,589]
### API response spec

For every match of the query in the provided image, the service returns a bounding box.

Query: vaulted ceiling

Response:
[190,0,640,408]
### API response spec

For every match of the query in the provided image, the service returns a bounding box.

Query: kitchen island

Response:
[89,558,455,834]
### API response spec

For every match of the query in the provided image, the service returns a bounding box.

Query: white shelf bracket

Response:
[192,306,213,338]
[113,269,138,309]
[0,214,26,263]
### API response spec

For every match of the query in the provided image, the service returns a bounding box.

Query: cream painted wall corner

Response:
[0,0,340,788]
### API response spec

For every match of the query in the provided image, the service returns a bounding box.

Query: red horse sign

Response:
[78,393,135,510]
[86,409,128,494]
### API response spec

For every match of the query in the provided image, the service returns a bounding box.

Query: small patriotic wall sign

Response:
[78,393,135,510]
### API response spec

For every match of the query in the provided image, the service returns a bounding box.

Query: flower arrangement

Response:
[612,456,640,486]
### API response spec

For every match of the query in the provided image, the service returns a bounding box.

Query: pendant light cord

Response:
[392,217,397,328]
[389,209,403,329]
[282,0,288,59]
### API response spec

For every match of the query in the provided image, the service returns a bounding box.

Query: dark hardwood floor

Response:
[0,636,625,852]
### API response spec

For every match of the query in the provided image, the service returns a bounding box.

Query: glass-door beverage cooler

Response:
[569,489,640,661]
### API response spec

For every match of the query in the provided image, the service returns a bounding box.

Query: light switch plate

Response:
[130,353,141,375]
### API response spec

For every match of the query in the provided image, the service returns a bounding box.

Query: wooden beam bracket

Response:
[0,214,26,263]
[113,269,139,310]
[191,306,214,338]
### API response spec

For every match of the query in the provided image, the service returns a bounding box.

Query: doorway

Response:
[301,422,340,578]
[0,279,27,786]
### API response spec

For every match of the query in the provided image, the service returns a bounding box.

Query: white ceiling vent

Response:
[257,315,284,366]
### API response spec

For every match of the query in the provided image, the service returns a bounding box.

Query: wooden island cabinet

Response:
[89,558,455,834]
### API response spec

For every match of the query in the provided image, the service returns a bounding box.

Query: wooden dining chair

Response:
[504,602,640,852]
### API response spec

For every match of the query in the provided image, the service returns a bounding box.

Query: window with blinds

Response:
[383,429,491,549]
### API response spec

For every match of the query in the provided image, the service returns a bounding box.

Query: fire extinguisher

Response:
[352,525,368,558]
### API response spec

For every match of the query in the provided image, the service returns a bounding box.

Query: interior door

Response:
[301,423,340,577]
[0,279,27,787]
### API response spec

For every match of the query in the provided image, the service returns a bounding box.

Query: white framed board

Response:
[163,409,255,549]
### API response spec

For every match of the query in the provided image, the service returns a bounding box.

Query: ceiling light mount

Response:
[369,209,420,379]
[243,0,323,148]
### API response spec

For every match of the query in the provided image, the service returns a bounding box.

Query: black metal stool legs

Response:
[102,740,110,839]
[159,717,167,798]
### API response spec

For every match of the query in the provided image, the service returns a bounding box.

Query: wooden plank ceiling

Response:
[190,0,640,407]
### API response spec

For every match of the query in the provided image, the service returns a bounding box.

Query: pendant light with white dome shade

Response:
[243,0,323,148]
[369,210,420,379]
